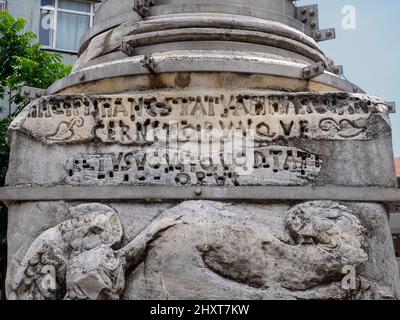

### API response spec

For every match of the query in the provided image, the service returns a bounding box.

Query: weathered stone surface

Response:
[6,200,400,300]
[5,0,399,301]
[5,91,396,189]
[11,92,392,145]
[124,200,399,300]
[8,203,182,300]
[9,203,124,299]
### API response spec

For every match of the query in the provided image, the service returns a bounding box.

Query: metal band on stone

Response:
[89,1,304,48]
[48,53,364,94]
[13,91,393,145]
[121,28,327,63]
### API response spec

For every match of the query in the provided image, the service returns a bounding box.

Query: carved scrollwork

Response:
[319,118,367,138]
[47,117,84,142]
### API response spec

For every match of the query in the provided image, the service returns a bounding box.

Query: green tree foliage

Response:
[0,11,72,298]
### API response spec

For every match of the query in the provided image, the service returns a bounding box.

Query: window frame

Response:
[40,0,94,53]
[0,1,7,11]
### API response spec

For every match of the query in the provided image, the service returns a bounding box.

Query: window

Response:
[40,0,94,52]
[0,1,6,11]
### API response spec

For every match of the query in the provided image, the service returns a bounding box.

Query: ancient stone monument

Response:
[2,0,400,300]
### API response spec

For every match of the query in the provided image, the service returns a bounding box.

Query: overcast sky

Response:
[297,0,400,156]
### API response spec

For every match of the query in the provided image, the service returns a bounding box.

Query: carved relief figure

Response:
[125,201,396,300]
[65,146,323,187]
[10,201,397,300]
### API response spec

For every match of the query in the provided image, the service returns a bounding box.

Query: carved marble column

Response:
[3,0,400,300]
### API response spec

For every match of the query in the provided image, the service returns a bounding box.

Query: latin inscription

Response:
[15,92,392,145]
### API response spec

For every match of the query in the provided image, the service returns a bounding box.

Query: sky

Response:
[297,0,400,156]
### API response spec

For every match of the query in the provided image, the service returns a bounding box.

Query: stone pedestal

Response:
[3,0,400,300]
